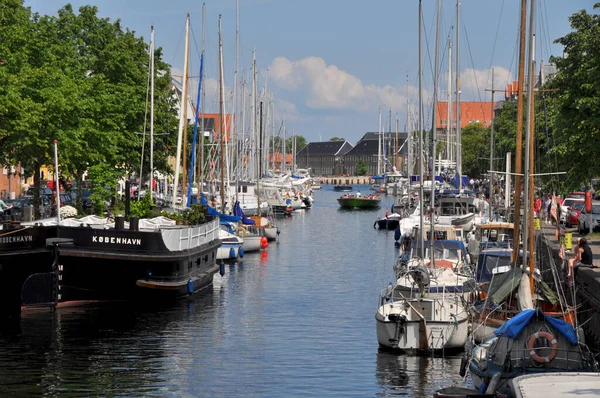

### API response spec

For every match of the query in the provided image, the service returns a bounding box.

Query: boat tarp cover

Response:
[414,239,466,251]
[372,174,386,180]
[200,193,242,223]
[232,201,256,225]
[495,309,578,345]
[487,267,523,306]
[451,174,470,189]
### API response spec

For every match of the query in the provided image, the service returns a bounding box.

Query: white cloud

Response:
[458,66,513,100]
[267,56,415,112]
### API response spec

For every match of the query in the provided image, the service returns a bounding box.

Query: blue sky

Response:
[25,0,595,144]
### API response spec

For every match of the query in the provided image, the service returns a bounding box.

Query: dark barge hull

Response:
[0,221,222,315]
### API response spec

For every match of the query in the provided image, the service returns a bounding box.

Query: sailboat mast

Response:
[406,74,411,177]
[378,108,382,176]
[182,46,190,202]
[447,35,452,163]
[395,116,399,172]
[234,0,239,201]
[523,0,536,280]
[430,0,441,259]
[512,0,528,266]
[251,51,256,179]
[489,68,495,220]
[418,0,425,259]
[218,15,226,212]
[455,0,461,189]
[199,4,206,196]
[149,26,155,200]
[172,13,190,206]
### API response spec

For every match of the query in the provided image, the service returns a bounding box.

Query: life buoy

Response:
[528,331,558,363]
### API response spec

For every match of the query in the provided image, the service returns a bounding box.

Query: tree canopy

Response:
[0,1,177,214]
[544,3,600,192]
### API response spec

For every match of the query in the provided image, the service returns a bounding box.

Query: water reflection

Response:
[375,350,470,397]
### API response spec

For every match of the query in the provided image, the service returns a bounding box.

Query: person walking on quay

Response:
[543,195,552,224]
[568,238,595,278]
[400,232,413,263]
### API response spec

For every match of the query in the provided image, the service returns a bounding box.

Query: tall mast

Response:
[182,41,190,203]
[447,34,452,163]
[251,50,256,179]
[199,4,206,195]
[149,26,155,200]
[395,116,399,172]
[406,74,411,177]
[234,0,239,201]
[172,13,190,206]
[377,108,382,175]
[523,0,536,283]
[455,0,462,189]
[218,15,226,212]
[388,107,392,172]
[489,68,495,219]
[418,0,424,259]
[429,0,441,266]
[512,0,528,266]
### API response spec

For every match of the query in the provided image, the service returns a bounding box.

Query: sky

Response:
[24,0,596,145]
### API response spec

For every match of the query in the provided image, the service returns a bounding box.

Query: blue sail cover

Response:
[494,309,578,345]
[200,193,242,223]
[233,201,255,225]
[451,174,470,189]
[372,174,386,180]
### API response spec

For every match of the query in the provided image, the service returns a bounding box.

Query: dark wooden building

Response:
[343,132,408,176]
[296,141,354,176]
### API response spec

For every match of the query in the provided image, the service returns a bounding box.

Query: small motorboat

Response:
[373,213,402,230]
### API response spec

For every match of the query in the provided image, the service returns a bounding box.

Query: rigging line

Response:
[170,23,186,66]
[539,0,552,62]
[485,0,506,85]
[462,23,485,112]
[190,24,202,63]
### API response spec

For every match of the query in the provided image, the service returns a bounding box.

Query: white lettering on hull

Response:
[92,236,142,246]
[0,235,34,244]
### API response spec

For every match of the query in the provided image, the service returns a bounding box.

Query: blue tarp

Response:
[495,309,578,345]
[451,174,470,189]
[291,173,303,179]
[200,193,242,223]
[233,201,256,225]
[372,174,386,180]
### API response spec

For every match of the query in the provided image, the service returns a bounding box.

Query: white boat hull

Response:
[375,297,469,351]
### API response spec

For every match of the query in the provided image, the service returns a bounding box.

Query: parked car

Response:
[7,196,52,219]
[560,198,584,224]
[566,201,585,228]
[578,200,600,234]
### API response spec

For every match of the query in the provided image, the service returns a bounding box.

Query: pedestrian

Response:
[400,232,412,263]
[568,238,594,277]
[543,195,552,224]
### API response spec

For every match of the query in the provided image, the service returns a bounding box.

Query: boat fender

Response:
[239,246,245,258]
[485,372,502,395]
[528,331,558,363]
[187,278,194,295]
[219,261,225,277]
[459,356,468,377]
[394,228,401,241]
[229,247,236,259]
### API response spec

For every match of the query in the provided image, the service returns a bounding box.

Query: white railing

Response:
[160,218,220,252]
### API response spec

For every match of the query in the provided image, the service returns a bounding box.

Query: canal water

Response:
[0,186,468,397]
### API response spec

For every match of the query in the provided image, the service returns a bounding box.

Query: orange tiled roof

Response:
[436,102,495,129]
[269,153,293,164]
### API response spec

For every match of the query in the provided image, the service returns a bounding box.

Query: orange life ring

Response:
[528,331,558,363]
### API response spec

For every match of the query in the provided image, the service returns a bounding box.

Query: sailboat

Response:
[375,0,469,353]
[440,1,598,396]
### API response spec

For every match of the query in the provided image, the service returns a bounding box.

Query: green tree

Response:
[545,3,600,192]
[286,135,307,153]
[461,122,489,178]
[329,137,345,141]
[356,159,368,176]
